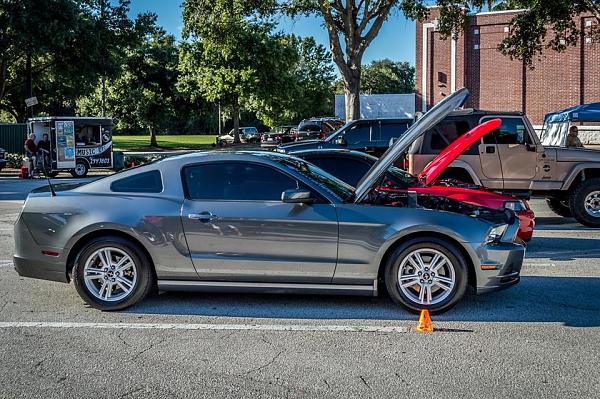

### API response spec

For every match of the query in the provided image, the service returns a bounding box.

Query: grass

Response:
[112,135,217,151]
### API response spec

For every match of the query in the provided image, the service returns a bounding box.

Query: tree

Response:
[403,1,597,67]
[180,0,300,142]
[0,0,140,122]
[79,17,178,146]
[281,1,401,122]
[360,59,415,94]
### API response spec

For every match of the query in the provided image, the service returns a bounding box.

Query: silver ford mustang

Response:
[13,89,525,313]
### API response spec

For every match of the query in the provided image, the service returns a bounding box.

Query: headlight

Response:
[504,200,526,212]
[486,224,508,244]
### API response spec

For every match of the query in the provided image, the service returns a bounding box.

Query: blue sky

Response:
[127,1,417,66]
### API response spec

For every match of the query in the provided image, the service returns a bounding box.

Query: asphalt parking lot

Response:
[0,176,598,398]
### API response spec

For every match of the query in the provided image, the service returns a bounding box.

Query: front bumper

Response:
[473,242,525,294]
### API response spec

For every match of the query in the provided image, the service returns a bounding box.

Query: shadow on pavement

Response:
[128,276,600,327]
[526,237,600,260]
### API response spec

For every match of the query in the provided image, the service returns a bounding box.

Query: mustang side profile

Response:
[14,89,525,313]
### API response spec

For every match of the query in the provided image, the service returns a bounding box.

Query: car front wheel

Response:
[570,178,600,227]
[384,237,468,314]
[72,236,154,311]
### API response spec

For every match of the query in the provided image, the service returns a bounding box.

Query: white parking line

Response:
[0,321,409,333]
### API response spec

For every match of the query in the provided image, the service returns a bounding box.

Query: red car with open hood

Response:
[292,119,535,241]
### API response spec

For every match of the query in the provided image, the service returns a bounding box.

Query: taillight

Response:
[320,132,326,139]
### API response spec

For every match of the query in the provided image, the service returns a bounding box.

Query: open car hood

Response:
[417,118,502,186]
[353,88,470,203]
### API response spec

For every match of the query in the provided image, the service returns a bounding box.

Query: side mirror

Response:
[525,143,536,152]
[335,136,347,146]
[281,189,314,204]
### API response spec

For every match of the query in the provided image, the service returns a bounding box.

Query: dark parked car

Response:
[278,118,413,157]
[293,118,344,141]
[261,125,296,148]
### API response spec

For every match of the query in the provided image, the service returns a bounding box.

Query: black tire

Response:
[545,198,572,218]
[70,159,89,178]
[569,178,600,227]
[72,236,154,311]
[384,237,468,314]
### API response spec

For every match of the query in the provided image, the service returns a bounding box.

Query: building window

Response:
[473,44,480,50]
[474,28,480,35]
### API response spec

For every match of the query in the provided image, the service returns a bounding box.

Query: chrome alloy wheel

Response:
[83,247,137,302]
[397,248,455,306]
[584,191,600,217]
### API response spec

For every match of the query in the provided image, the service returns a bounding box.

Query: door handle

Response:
[485,146,496,154]
[188,212,218,222]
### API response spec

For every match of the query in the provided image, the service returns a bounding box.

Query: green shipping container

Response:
[0,123,27,154]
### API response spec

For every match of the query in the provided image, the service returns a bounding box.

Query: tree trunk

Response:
[232,96,241,143]
[149,126,158,147]
[101,76,107,117]
[26,52,33,119]
[343,69,361,122]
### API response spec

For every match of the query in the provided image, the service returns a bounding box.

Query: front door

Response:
[180,161,339,283]
[480,116,538,190]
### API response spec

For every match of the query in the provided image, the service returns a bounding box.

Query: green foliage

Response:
[0,0,141,121]
[402,0,599,67]
[6,153,23,169]
[361,59,415,94]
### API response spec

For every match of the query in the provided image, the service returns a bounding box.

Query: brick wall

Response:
[416,9,600,125]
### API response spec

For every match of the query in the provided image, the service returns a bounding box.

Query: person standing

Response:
[24,134,37,177]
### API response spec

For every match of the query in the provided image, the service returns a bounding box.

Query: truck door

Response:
[480,116,537,191]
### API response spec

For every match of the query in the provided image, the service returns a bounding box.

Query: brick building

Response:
[415,8,600,126]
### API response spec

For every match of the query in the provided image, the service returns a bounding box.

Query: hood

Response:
[417,118,501,186]
[277,140,325,153]
[354,88,470,202]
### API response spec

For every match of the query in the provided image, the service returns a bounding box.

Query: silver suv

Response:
[407,109,600,227]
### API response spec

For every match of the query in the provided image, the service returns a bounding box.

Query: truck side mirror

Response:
[335,136,347,146]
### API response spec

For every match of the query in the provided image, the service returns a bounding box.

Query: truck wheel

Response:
[545,198,572,218]
[70,160,89,178]
[569,178,600,227]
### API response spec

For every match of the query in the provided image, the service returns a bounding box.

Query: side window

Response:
[344,123,371,144]
[183,163,298,201]
[429,121,471,150]
[304,156,372,187]
[380,122,410,141]
[482,117,529,145]
[110,170,163,193]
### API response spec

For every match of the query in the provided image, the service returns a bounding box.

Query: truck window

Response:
[429,121,471,150]
[482,117,530,145]
[380,121,410,141]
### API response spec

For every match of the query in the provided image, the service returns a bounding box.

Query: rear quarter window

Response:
[110,170,163,193]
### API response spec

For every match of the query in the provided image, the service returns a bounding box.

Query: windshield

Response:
[273,157,355,201]
[324,121,354,142]
[385,166,418,188]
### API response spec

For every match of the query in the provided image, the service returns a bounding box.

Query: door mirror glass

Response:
[281,189,314,203]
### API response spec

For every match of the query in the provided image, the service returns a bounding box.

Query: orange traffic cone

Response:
[416,309,434,333]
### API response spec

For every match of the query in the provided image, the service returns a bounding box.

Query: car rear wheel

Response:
[569,178,600,227]
[73,236,154,311]
[384,237,468,314]
[545,198,572,218]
